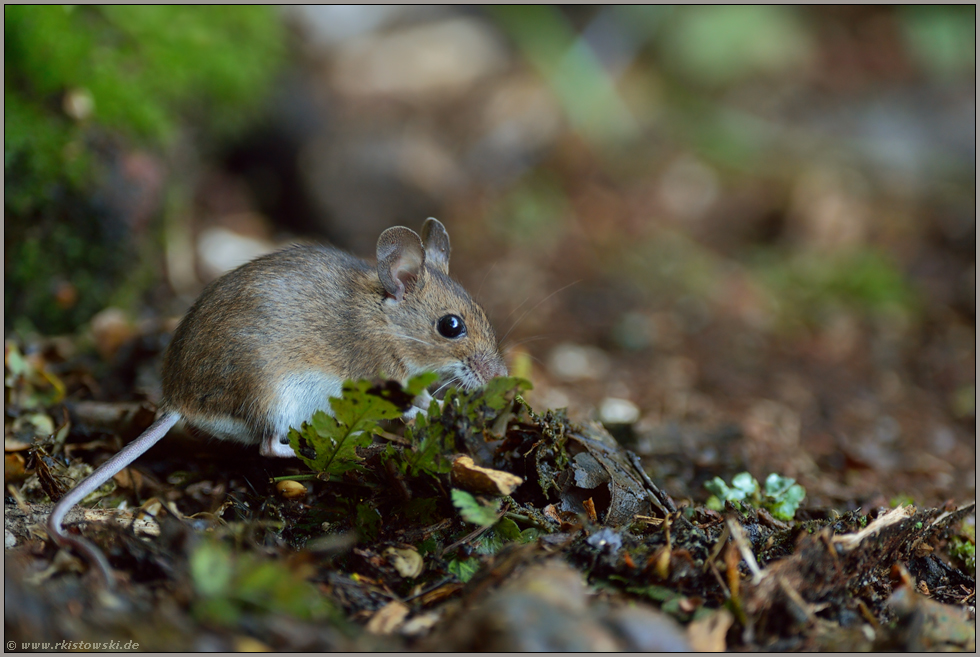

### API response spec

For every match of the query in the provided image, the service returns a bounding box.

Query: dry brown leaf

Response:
[451,455,523,496]
[385,546,424,579]
[687,608,734,652]
[5,452,27,484]
[4,438,32,452]
[583,497,598,523]
[365,600,410,635]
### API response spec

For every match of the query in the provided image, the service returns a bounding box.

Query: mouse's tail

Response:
[46,410,180,588]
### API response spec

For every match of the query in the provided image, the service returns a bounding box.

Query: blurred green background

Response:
[4,5,975,505]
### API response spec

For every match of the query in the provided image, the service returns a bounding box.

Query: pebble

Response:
[598,397,640,425]
[547,343,611,381]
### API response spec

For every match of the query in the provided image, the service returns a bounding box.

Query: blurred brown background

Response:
[5,5,975,510]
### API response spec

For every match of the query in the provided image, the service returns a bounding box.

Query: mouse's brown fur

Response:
[162,218,505,452]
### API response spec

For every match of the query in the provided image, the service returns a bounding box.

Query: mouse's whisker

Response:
[391,333,436,348]
[501,334,552,351]
[477,260,498,298]
[499,280,580,345]
[433,375,462,397]
[501,293,532,325]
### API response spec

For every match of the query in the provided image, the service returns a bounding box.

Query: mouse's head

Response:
[376,218,507,390]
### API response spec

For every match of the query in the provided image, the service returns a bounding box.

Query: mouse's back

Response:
[161,244,371,445]
[161,219,506,450]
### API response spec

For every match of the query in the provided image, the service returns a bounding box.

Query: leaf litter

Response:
[4,344,976,651]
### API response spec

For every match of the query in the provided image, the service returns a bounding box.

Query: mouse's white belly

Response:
[186,371,344,446]
[267,371,345,439]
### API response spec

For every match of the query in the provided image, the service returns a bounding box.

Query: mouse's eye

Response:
[436,314,466,339]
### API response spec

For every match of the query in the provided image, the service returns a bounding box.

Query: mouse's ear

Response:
[377,227,426,302]
[421,217,451,275]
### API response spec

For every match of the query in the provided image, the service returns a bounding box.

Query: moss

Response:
[5,5,286,333]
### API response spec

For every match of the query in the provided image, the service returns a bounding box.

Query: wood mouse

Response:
[47,217,507,582]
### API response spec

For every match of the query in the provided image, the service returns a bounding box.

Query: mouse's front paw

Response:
[261,434,297,458]
[403,390,442,421]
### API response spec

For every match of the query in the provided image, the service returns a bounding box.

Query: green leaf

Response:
[626,583,678,602]
[706,472,805,520]
[469,376,534,415]
[330,380,403,428]
[451,489,501,528]
[447,557,480,583]
[705,472,759,504]
[763,473,805,521]
[190,541,234,598]
[190,542,337,626]
[705,495,724,511]
[494,517,540,545]
[470,518,540,556]
[494,517,524,541]
[405,372,439,397]
[473,530,505,556]
[288,380,402,476]
[402,412,455,477]
[731,472,760,498]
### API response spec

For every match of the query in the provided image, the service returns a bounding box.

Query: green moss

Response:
[5,5,286,333]
[5,6,284,149]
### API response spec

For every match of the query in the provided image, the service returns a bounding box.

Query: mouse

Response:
[47,217,507,583]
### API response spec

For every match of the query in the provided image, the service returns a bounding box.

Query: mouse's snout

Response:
[471,351,508,386]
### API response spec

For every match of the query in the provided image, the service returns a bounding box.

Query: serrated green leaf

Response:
[403,416,454,477]
[288,412,367,475]
[447,557,480,583]
[471,376,533,414]
[288,379,403,475]
[451,489,501,527]
[405,372,439,397]
[330,380,402,427]
[474,530,505,555]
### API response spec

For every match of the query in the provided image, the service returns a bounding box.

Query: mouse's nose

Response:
[473,352,508,384]
[490,357,508,379]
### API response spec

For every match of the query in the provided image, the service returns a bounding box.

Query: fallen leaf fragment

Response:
[400,609,441,637]
[451,455,523,496]
[366,600,410,635]
[5,453,27,484]
[582,497,598,523]
[385,546,424,578]
[687,608,734,652]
